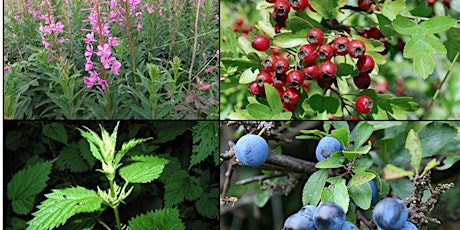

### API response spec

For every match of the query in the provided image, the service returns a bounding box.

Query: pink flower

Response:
[85,45,93,57]
[40,24,51,35]
[96,43,111,57]
[98,79,108,89]
[205,65,217,73]
[111,60,121,75]
[200,82,218,91]
[101,55,116,69]
[41,37,51,49]
[108,36,120,46]
[83,32,96,44]
[135,12,142,19]
[4,66,10,72]
[158,9,162,16]
[85,59,94,71]
[147,7,155,14]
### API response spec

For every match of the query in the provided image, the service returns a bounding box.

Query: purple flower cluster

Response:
[36,0,69,58]
[82,0,122,91]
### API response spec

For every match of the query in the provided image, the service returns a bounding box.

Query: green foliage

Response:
[55,142,90,173]
[42,123,68,145]
[164,170,203,207]
[7,160,54,215]
[27,187,103,230]
[128,208,185,230]
[195,188,219,219]
[119,155,169,183]
[190,121,219,169]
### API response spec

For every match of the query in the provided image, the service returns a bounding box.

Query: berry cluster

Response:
[283,202,358,230]
[231,18,253,38]
[250,27,377,115]
[373,198,418,230]
[267,0,315,33]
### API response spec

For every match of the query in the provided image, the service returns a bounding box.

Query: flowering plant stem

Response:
[109,178,122,230]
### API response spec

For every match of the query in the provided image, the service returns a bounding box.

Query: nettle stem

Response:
[109,178,122,230]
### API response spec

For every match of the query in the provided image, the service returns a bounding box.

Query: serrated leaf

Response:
[331,128,348,148]
[302,169,328,206]
[383,164,415,180]
[392,15,418,35]
[78,139,96,168]
[404,34,446,78]
[308,0,347,19]
[238,68,258,84]
[437,154,460,170]
[315,157,345,169]
[43,123,68,145]
[56,142,89,172]
[321,177,349,212]
[7,160,54,215]
[152,122,194,144]
[273,32,307,48]
[405,129,422,171]
[380,0,405,21]
[196,187,219,219]
[119,155,169,183]
[264,83,283,114]
[164,170,203,207]
[349,122,374,150]
[128,208,185,230]
[190,121,219,169]
[419,16,457,34]
[27,187,103,230]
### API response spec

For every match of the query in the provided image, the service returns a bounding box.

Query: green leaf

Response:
[321,177,349,212]
[349,122,374,150]
[77,127,104,162]
[27,187,103,230]
[379,0,405,21]
[118,138,152,157]
[256,189,272,207]
[272,112,293,120]
[437,154,460,170]
[302,169,328,206]
[43,123,68,145]
[190,121,219,169]
[349,182,372,210]
[128,208,185,230]
[119,155,169,183]
[403,34,446,78]
[316,157,345,169]
[388,179,413,200]
[419,16,457,35]
[56,142,89,172]
[152,122,194,144]
[342,145,372,161]
[383,164,415,180]
[308,0,347,19]
[7,160,54,215]
[247,103,272,119]
[377,14,395,37]
[164,170,203,207]
[239,68,258,84]
[273,31,307,48]
[392,15,418,35]
[309,94,340,114]
[78,139,96,168]
[405,129,422,171]
[196,187,219,219]
[331,128,348,148]
[422,159,439,175]
[445,28,460,63]
[265,83,283,114]
[419,122,458,157]
[348,171,375,188]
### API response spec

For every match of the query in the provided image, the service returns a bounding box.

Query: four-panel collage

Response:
[2,0,460,230]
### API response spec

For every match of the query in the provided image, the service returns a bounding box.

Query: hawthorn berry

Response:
[302,79,311,93]
[358,0,373,10]
[442,0,451,8]
[307,28,324,46]
[283,101,297,112]
[353,72,371,89]
[287,70,304,88]
[357,55,375,73]
[302,63,319,80]
[283,87,301,104]
[318,44,334,61]
[350,116,360,120]
[348,39,366,58]
[275,57,290,75]
[273,0,291,22]
[266,0,277,2]
[426,0,436,6]
[298,44,318,64]
[262,55,278,73]
[272,10,289,23]
[272,74,287,89]
[235,18,244,26]
[367,27,382,39]
[319,61,337,81]
[318,78,333,89]
[235,134,269,168]
[249,81,261,96]
[275,22,287,33]
[355,95,373,114]
[291,0,310,12]
[252,35,270,51]
[332,36,349,56]
[256,71,273,87]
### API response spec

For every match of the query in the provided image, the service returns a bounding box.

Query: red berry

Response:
[277,87,284,98]
[350,116,360,120]
[442,0,451,8]
[266,0,277,2]
[256,71,273,87]
[287,70,304,88]
[426,0,436,6]
[307,28,324,46]
[332,36,349,56]
[283,87,301,104]
[298,44,317,64]
[274,22,287,33]
[262,55,278,73]
[302,79,311,93]
[271,47,282,56]
[249,81,262,96]
[318,79,333,89]
[302,63,319,80]
[283,101,297,112]
[367,28,382,39]
[355,95,373,114]
[353,72,371,89]
[231,24,239,33]
[252,35,270,52]
[348,39,366,58]
[241,24,253,34]
[379,40,390,55]
[358,0,373,10]
[273,0,291,21]
[357,55,375,73]
[319,61,337,81]
[235,18,244,26]
[274,57,290,75]
[291,0,309,11]
[318,44,334,61]
[272,74,287,89]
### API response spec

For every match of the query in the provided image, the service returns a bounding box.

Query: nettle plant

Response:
[220,0,460,120]
[6,121,219,229]
[219,121,460,229]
